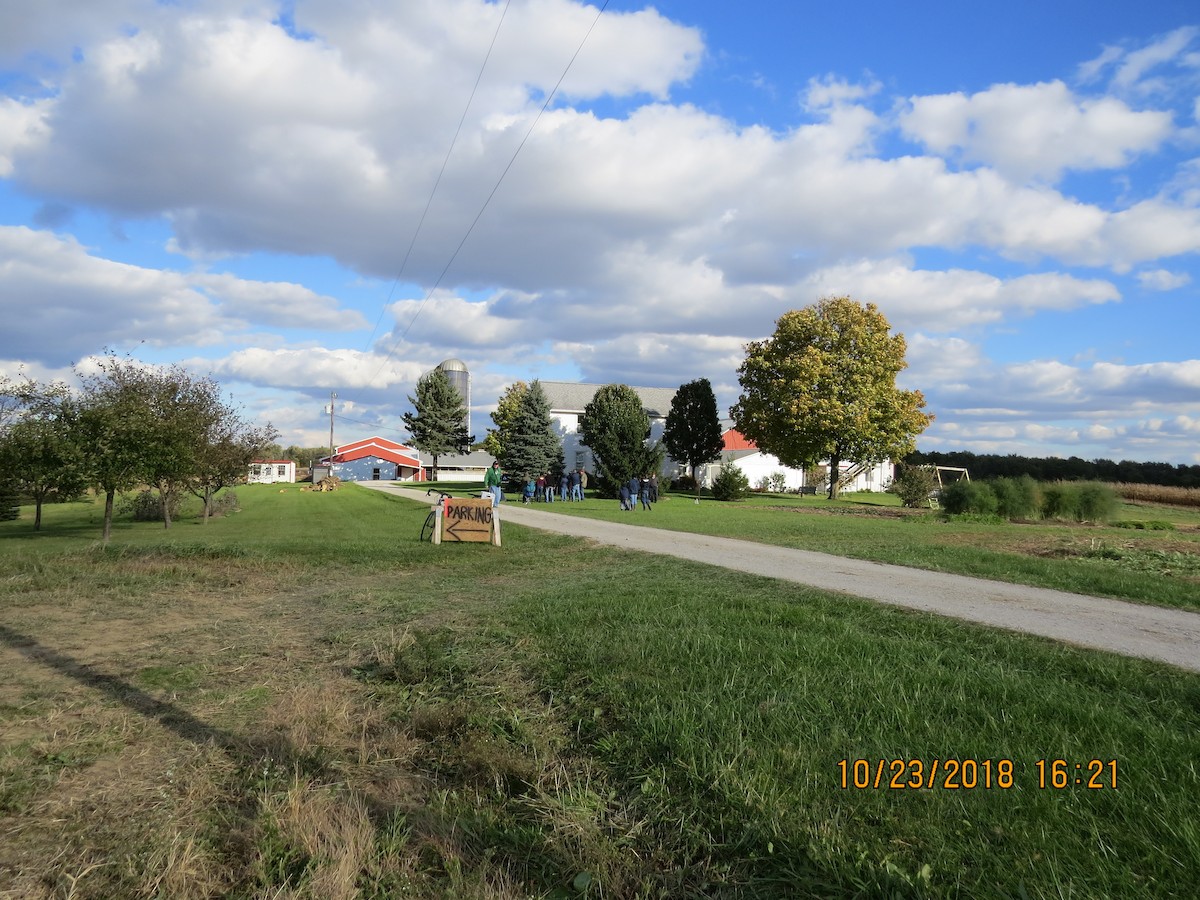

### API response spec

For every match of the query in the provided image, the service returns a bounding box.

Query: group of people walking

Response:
[484,462,587,505]
[484,461,658,509]
[531,468,586,503]
[619,474,658,511]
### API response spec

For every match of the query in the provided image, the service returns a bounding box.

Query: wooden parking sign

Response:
[435,497,501,546]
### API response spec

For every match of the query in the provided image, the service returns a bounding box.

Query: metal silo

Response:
[437,358,471,436]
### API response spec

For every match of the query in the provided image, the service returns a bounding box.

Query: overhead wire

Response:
[362,0,513,353]
[369,0,613,384]
[333,412,411,438]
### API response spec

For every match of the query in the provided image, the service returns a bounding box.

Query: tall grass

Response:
[944,479,1121,523]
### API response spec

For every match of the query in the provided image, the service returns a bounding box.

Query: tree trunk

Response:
[103,489,115,544]
[34,497,43,531]
[159,483,173,529]
[828,451,841,501]
[202,486,212,524]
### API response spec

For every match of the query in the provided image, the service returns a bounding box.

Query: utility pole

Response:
[328,391,337,462]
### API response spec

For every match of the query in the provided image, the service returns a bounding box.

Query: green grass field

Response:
[475,483,1200,611]
[1,485,1198,898]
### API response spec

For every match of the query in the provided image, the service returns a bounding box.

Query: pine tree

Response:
[663,377,724,492]
[403,369,472,481]
[500,380,562,480]
[578,384,661,492]
[483,381,527,459]
[711,462,751,501]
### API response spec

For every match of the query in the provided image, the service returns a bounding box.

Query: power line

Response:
[370,0,613,382]
[334,412,410,439]
[363,0,514,352]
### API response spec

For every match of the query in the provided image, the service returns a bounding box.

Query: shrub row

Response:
[941,478,1119,522]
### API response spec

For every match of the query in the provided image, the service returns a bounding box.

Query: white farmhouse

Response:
[704,430,893,493]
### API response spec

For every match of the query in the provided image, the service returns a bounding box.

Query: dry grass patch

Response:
[255,773,376,900]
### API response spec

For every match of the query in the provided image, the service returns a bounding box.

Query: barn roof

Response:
[323,436,421,468]
[538,381,678,418]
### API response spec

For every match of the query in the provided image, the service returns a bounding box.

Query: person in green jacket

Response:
[484,460,504,507]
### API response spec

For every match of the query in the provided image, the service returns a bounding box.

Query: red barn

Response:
[319,437,424,482]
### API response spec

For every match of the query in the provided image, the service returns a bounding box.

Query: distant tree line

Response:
[905,450,1200,488]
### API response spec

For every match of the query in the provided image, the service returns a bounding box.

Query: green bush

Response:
[1039,483,1078,521]
[1038,482,1118,522]
[991,475,1040,519]
[209,490,240,516]
[712,464,751,502]
[1076,483,1119,522]
[941,480,998,516]
[0,484,18,521]
[671,474,698,492]
[119,489,180,522]
[888,464,938,508]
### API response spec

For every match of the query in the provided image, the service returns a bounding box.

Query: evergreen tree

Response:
[500,380,562,480]
[578,384,661,492]
[403,369,472,481]
[711,462,751,501]
[483,381,527,460]
[663,377,724,494]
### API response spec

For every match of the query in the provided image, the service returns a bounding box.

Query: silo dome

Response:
[435,359,471,437]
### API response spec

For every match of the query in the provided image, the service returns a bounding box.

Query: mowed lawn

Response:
[0,485,1197,899]
[482,483,1200,611]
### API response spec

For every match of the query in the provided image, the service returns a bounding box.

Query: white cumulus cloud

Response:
[900,81,1173,182]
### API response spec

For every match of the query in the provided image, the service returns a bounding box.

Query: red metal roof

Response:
[325,437,421,468]
[721,429,757,451]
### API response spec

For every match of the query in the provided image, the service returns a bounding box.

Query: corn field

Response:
[1113,482,1200,508]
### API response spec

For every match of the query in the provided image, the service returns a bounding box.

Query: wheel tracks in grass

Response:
[362,483,1200,674]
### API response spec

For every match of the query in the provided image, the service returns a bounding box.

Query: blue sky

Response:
[1,0,1198,464]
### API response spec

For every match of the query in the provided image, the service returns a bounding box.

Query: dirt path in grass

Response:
[361,483,1200,674]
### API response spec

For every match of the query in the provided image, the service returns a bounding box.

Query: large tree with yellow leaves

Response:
[732,297,933,499]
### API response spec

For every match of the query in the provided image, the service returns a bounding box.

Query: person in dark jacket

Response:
[639,475,653,510]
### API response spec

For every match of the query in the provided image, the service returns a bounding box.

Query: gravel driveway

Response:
[360,483,1200,674]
